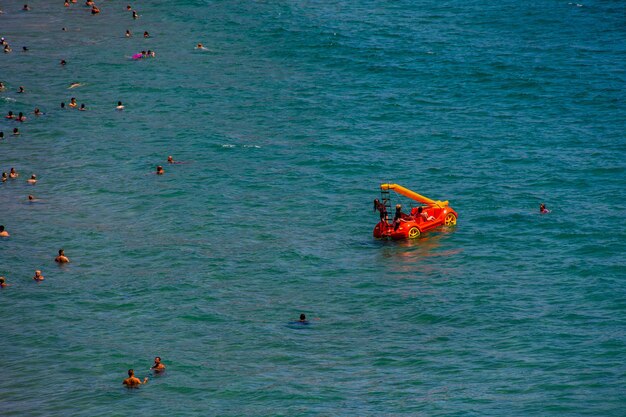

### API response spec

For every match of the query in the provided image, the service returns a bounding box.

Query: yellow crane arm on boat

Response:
[380,184,449,208]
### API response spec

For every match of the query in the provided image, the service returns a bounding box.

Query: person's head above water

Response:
[299,313,306,321]
[128,369,134,377]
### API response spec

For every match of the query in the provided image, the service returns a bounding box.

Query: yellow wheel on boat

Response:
[444,213,457,226]
[408,227,420,239]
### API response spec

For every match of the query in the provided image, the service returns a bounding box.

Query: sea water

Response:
[0,1,624,415]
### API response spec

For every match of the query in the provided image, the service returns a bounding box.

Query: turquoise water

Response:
[1,0,625,415]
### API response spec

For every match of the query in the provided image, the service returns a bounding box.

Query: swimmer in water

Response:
[27,174,37,184]
[18,86,25,93]
[91,5,100,14]
[34,108,42,116]
[0,225,9,237]
[3,44,12,53]
[150,357,166,372]
[17,112,26,122]
[0,132,3,140]
[6,111,14,119]
[28,194,35,201]
[69,82,83,89]
[126,5,132,11]
[540,203,550,214]
[0,277,9,288]
[132,10,138,19]
[79,104,86,111]
[64,0,69,7]
[61,102,66,109]
[69,97,77,108]
[9,168,19,178]
[0,82,5,90]
[23,4,30,11]
[143,31,149,38]
[60,59,67,65]
[1,172,7,182]
[195,43,207,50]
[33,270,44,281]
[55,249,70,263]
[13,127,20,136]
[125,30,131,37]
[298,313,309,323]
[123,369,148,387]
[116,101,124,110]
[156,165,164,175]
[167,156,174,164]
[22,46,29,52]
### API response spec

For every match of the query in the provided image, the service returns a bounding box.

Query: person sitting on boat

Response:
[393,204,405,230]
[417,206,435,222]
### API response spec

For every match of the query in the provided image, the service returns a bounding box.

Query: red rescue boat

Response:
[373,183,458,240]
